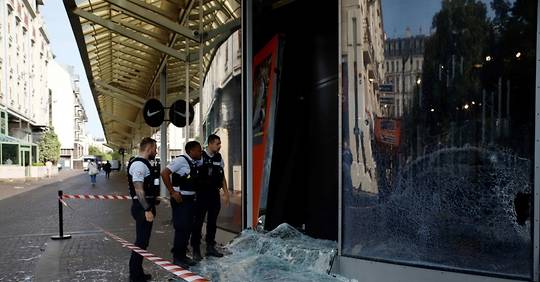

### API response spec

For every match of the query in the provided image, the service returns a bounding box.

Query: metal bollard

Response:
[51,190,71,240]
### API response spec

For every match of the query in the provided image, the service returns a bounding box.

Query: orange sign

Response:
[374,117,401,147]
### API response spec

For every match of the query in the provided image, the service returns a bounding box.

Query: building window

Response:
[2,144,19,165]
[32,145,37,164]
[0,112,6,135]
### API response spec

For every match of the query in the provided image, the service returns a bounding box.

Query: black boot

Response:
[206,245,224,257]
[173,256,197,269]
[192,246,203,261]
[129,273,151,282]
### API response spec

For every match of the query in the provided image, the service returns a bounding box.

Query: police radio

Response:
[151,160,161,188]
[151,160,161,205]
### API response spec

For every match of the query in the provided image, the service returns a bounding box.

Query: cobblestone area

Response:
[0,171,235,281]
[0,235,48,281]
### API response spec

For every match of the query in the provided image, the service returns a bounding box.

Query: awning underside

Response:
[64,0,240,148]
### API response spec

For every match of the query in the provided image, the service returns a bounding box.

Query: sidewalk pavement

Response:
[0,170,237,281]
[0,169,84,201]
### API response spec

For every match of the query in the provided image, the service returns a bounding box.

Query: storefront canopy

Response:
[63,0,240,148]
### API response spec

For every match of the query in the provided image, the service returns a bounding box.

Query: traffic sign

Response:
[169,99,194,128]
[143,98,165,127]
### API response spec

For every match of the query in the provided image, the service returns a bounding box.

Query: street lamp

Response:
[485,56,492,62]
[416,78,421,85]
[515,52,522,58]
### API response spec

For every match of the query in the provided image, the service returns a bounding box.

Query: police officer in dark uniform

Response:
[160,141,203,269]
[128,137,159,282]
[191,134,229,260]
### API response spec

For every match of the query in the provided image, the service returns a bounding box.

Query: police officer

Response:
[128,137,159,282]
[191,134,230,260]
[160,141,202,268]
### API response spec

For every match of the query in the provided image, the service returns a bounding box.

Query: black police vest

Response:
[199,151,224,189]
[127,157,158,206]
[171,155,199,192]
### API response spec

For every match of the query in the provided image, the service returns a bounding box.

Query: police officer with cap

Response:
[128,137,159,282]
[191,134,229,260]
[160,141,202,268]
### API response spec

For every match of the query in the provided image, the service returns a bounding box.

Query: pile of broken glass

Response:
[191,223,352,281]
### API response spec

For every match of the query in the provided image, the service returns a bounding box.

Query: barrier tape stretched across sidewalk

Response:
[56,191,209,281]
[61,194,169,201]
[103,230,209,282]
[62,194,133,200]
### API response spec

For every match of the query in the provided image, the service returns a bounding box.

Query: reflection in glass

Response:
[341,0,535,278]
[205,76,243,233]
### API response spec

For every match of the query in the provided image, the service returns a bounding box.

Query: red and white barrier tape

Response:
[58,196,208,281]
[102,230,209,282]
[61,194,169,201]
[59,198,69,207]
[62,194,133,200]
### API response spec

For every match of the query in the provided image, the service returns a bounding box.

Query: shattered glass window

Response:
[341,0,535,279]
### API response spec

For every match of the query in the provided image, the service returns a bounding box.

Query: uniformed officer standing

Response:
[191,134,230,260]
[128,137,159,282]
[160,141,203,268]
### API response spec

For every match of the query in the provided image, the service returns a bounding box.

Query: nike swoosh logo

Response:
[147,109,161,117]
[174,110,186,117]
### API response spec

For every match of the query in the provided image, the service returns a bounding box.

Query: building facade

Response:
[48,61,88,169]
[0,0,51,173]
[383,34,426,117]
[341,0,385,194]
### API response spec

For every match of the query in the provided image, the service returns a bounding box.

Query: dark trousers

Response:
[129,202,154,277]
[171,195,195,259]
[105,171,111,178]
[191,189,221,248]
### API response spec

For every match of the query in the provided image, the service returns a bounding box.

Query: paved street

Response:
[0,170,236,281]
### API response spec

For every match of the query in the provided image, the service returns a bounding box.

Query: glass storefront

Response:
[341,0,536,279]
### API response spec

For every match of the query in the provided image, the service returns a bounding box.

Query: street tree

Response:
[38,128,61,163]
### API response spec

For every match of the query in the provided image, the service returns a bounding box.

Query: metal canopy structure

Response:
[63,0,240,149]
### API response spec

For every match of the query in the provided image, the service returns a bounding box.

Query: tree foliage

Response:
[89,145,115,160]
[409,0,536,157]
[420,0,491,132]
[88,145,102,157]
[38,128,61,163]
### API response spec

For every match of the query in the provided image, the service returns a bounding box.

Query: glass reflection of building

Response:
[383,34,426,117]
[342,0,385,195]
